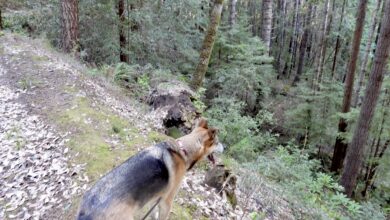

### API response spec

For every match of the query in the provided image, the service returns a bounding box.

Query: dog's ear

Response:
[196,118,208,129]
[208,127,218,140]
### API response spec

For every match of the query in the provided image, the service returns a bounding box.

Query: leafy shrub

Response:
[248,145,385,219]
[112,63,150,97]
[206,97,278,162]
[206,98,258,147]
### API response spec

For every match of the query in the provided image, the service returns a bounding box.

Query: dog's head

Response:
[176,118,222,170]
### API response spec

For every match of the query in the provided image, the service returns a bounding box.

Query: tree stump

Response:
[146,80,199,135]
[204,165,238,208]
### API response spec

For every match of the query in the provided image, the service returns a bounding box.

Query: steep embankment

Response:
[0,33,294,220]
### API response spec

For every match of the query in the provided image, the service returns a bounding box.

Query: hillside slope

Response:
[0,33,295,220]
[0,32,169,219]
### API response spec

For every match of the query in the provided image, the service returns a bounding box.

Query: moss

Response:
[18,76,42,90]
[147,131,170,143]
[63,85,79,93]
[109,115,129,134]
[31,55,49,62]
[52,96,140,180]
[112,125,121,133]
[51,95,171,180]
[171,203,195,220]
[221,155,239,169]
[167,126,183,139]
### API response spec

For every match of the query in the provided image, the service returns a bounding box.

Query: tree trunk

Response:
[275,0,288,76]
[313,0,330,90]
[118,0,128,63]
[306,5,317,65]
[330,0,368,173]
[249,0,257,36]
[60,0,79,53]
[282,0,299,77]
[353,0,383,107]
[228,0,237,28]
[331,0,347,78]
[191,0,224,91]
[0,8,3,30]
[362,89,389,198]
[288,0,301,77]
[260,0,273,54]
[293,5,312,86]
[340,0,390,197]
[372,0,386,57]
[362,139,389,197]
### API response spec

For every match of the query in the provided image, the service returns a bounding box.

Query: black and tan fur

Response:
[77,118,220,220]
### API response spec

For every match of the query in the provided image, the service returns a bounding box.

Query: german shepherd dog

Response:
[77,118,221,220]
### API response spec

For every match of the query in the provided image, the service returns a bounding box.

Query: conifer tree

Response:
[260,0,273,54]
[60,0,79,53]
[118,0,128,63]
[331,0,368,173]
[191,0,224,91]
[341,0,390,197]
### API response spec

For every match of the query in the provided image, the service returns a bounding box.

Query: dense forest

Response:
[1,0,390,219]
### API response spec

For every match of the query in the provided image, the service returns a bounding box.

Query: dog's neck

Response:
[176,140,187,156]
[174,139,197,171]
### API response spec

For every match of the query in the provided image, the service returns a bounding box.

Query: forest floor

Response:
[0,32,294,220]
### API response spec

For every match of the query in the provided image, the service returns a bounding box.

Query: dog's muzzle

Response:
[207,143,224,164]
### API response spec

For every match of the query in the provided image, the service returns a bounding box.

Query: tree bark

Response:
[191,0,224,91]
[353,0,383,107]
[260,0,273,54]
[314,0,330,90]
[293,5,312,86]
[340,0,390,197]
[275,0,288,76]
[0,8,3,30]
[288,0,301,77]
[306,5,317,65]
[330,0,368,173]
[362,139,389,196]
[60,0,79,53]
[282,0,299,77]
[361,89,389,198]
[228,0,237,28]
[249,0,257,36]
[362,98,389,198]
[331,0,347,78]
[372,0,386,57]
[118,0,128,63]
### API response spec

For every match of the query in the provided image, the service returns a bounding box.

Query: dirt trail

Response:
[0,33,161,219]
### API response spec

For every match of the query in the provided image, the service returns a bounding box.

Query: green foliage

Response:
[206,97,278,162]
[78,1,119,64]
[249,211,266,220]
[113,63,149,97]
[192,87,206,113]
[206,98,258,146]
[248,146,385,219]
[4,0,390,218]
[285,80,344,150]
[125,0,208,70]
[207,21,274,113]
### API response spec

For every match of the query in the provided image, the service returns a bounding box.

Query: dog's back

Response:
[77,143,171,220]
